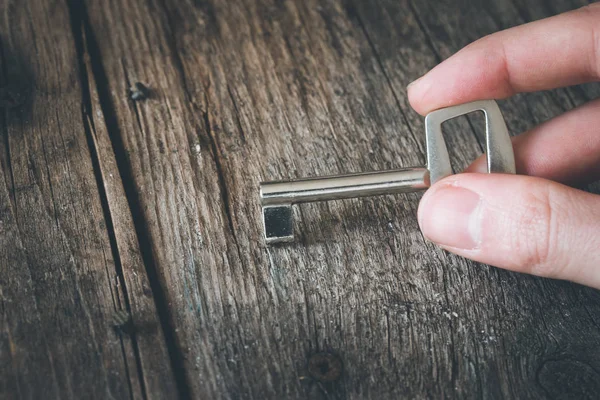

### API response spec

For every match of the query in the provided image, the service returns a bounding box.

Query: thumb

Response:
[418,173,600,288]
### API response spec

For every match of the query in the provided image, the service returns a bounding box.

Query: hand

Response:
[408,5,600,289]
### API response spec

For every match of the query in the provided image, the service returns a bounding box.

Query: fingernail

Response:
[407,76,422,88]
[418,186,482,250]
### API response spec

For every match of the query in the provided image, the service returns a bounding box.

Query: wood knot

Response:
[308,352,343,382]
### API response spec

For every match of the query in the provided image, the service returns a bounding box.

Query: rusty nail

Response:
[129,82,150,101]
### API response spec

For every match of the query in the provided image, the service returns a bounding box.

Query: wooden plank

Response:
[81,0,600,398]
[4,0,598,398]
[0,1,176,398]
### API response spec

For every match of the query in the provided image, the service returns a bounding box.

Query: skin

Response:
[408,4,600,289]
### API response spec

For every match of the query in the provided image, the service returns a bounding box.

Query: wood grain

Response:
[1,0,599,398]
[0,1,176,398]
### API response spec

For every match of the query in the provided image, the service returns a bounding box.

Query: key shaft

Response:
[260,167,430,244]
[260,167,430,206]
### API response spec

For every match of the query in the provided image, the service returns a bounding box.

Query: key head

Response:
[425,100,516,184]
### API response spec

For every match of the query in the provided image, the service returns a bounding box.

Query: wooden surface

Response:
[1,0,600,398]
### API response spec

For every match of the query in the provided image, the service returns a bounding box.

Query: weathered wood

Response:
[0,1,176,399]
[2,0,600,398]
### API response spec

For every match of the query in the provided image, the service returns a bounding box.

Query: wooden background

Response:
[2,0,600,398]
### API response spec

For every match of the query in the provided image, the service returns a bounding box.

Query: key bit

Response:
[260,100,515,244]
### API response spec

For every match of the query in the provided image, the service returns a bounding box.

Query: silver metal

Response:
[261,168,430,205]
[425,100,515,184]
[260,100,515,244]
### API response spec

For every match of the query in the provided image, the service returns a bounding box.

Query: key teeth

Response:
[262,205,295,244]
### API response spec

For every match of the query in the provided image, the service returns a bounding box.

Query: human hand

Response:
[408,5,600,289]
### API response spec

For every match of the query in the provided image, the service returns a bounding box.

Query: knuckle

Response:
[510,185,560,277]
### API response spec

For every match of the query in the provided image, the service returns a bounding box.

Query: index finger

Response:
[408,4,600,115]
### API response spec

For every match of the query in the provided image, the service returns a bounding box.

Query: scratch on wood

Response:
[227,84,247,144]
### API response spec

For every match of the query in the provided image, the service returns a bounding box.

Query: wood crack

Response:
[0,36,18,218]
[39,114,59,226]
[0,120,17,217]
[67,1,188,398]
[201,93,239,244]
[406,0,442,64]
[227,85,247,144]
[101,245,137,400]
[68,4,145,400]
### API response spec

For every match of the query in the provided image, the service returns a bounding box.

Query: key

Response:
[259,100,516,244]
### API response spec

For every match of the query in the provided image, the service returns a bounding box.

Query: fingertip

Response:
[463,154,488,173]
[419,173,600,288]
[417,182,482,250]
[407,74,432,116]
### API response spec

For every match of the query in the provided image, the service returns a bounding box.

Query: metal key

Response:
[260,100,515,244]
